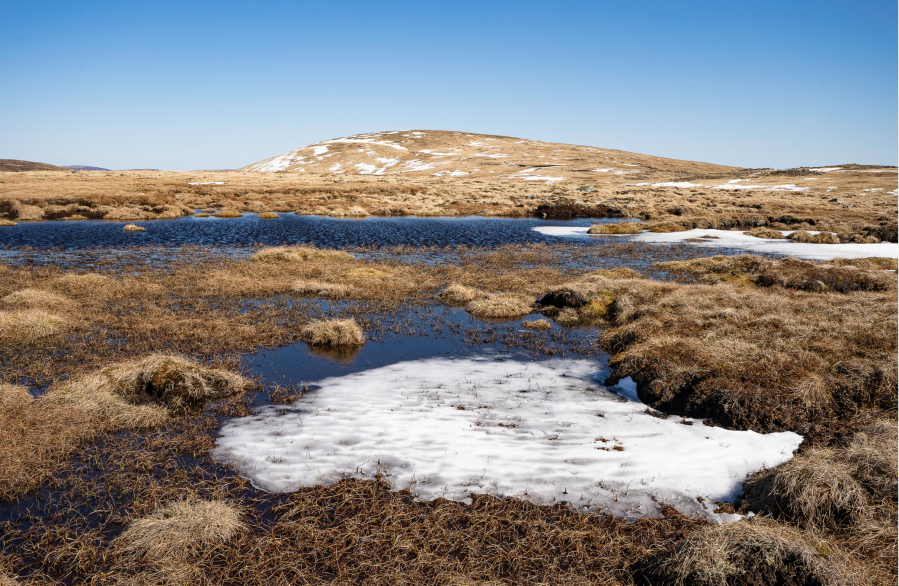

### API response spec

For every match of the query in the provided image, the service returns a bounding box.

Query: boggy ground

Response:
[0,244,896,585]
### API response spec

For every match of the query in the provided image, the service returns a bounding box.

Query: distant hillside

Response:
[62,165,110,171]
[0,159,67,172]
[240,130,738,183]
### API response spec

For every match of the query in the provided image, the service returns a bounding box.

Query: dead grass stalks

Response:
[115,499,244,563]
[252,245,355,263]
[466,293,532,318]
[301,318,365,346]
[587,222,642,235]
[0,309,66,340]
[440,283,482,304]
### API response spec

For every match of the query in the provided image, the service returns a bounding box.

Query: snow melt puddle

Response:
[533,227,899,260]
[213,357,801,522]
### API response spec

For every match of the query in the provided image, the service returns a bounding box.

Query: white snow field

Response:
[213,357,801,523]
[532,227,899,261]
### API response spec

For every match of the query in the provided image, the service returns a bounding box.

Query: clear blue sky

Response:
[2,1,895,170]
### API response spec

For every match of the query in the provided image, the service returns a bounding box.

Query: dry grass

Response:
[115,499,244,563]
[123,223,147,232]
[257,211,279,219]
[466,293,532,318]
[0,308,66,339]
[745,228,784,239]
[300,318,365,346]
[522,318,552,330]
[440,283,482,304]
[587,222,643,234]
[0,355,249,500]
[1,287,72,308]
[290,279,357,298]
[666,517,866,586]
[213,210,243,218]
[739,421,897,578]
[344,205,370,217]
[789,230,842,244]
[656,254,896,293]
[252,244,355,263]
[0,219,16,226]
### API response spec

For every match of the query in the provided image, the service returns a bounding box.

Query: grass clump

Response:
[656,255,895,293]
[440,283,482,305]
[587,222,642,235]
[0,355,249,501]
[648,223,688,233]
[213,210,243,218]
[666,517,862,586]
[252,245,354,263]
[0,309,66,340]
[257,211,279,219]
[115,499,244,563]
[301,318,365,346]
[45,354,250,428]
[1,288,72,308]
[745,228,784,239]
[466,293,532,318]
[344,205,370,217]
[291,280,356,298]
[522,318,552,330]
[123,223,147,232]
[789,230,841,244]
[0,219,17,226]
[586,267,642,279]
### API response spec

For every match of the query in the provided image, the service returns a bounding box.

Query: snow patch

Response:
[213,357,801,522]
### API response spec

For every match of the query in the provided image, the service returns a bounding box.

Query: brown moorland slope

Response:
[0,131,896,238]
[0,159,67,172]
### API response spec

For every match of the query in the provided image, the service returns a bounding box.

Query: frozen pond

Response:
[215,356,802,523]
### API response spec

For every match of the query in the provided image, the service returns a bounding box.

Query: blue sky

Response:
[1,1,895,170]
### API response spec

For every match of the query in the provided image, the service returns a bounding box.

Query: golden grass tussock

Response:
[257,211,279,219]
[667,517,865,586]
[466,293,532,318]
[1,287,72,308]
[0,573,21,586]
[291,279,357,298]
[52,272,112,295]
[587,222,642,234]
[554,306,581,325]
[0,383,33,406]
[252,244,355,263]
[115,499,244,563]
[344,205,370,217]
[123,223,147,232]
[0,219,17,226]
[301,318,365,346]
[745,227,785,239]
[522,318,552,330]
[0,356,250,501]
[213,209,243,218]
[14,204,44,221]
[45,354,250,428]
[440,283,482,304]
[789,230,841,244]
[656,254,896,293]
[0,309,66,340]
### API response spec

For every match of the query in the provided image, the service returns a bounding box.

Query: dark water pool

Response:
[0,214,612,250]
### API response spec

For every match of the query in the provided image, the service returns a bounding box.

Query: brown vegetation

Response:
[466,293,533,318]
[440,283,482,304]
[0,355,249,500]
[656,255,897,292]
[588,222,643,234]
[300,318,365,346]
[123,223,147,232]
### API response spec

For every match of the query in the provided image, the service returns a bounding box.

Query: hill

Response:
[62,165,111,171]
[0,159,67,172]
[240,130,738,183]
